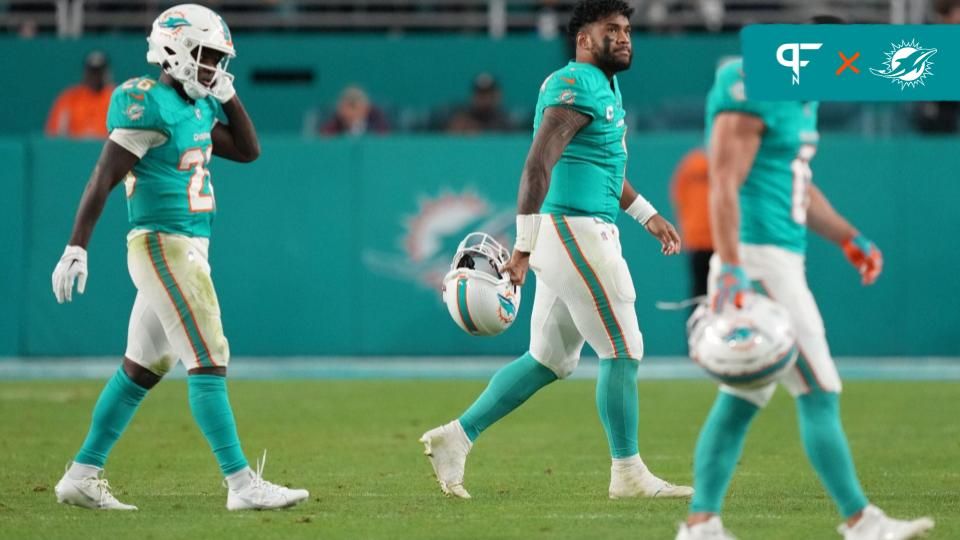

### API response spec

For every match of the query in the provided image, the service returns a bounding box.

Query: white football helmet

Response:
[687,293,798,388]
[146,4,235,100]
[442,232,521,337]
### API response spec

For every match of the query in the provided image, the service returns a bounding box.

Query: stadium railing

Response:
[0,0,921,37]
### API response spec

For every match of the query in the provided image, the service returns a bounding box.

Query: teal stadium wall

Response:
[0,35,740,135]
[0,140,25,355]
[2,134,958,358]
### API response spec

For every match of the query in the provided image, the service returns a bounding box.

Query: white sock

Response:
[450,420,473,451]
[225,467,253,491]
[611,454,645,471]
[67,462,101,480]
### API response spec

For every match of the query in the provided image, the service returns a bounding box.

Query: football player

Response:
[50,4,308,511]
[676,18,934,540]
[421,0,691,500]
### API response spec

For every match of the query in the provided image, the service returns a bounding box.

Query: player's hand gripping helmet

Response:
[147,4,236,100]
[687,293,798,388]
[442,233,521,337]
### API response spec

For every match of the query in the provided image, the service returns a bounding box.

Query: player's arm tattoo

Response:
[517,106,591,214]
[68,140,140,248]
[212,95,261,163]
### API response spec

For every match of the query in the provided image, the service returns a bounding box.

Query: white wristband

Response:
[625,194,658,225]
[514,214,542,253]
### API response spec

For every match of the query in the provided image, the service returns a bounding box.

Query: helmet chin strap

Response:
[182,79,210,100]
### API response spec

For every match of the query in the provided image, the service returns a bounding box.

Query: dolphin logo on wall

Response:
[363,190,514,290]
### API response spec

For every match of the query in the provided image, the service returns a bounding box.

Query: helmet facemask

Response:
[450,232,510,282]
[183,43,233,99]
[153,41,233,100]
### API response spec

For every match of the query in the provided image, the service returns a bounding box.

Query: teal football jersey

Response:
[705,59,819,254]
[107,76,224,238]
[534,61,628,224]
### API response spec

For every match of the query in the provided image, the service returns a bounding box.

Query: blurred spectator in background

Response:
[320,85,390,136]
[935,0,960,22]
[18,18,37,38]
[445,73,514,134]
[45,51,113,139]
[912,0,960,133]
[670,147,713,300]
[536,0,561,40]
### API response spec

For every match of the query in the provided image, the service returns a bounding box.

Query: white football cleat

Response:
[676,516,737,540]
[609,459,693,499]
[420,420,472,499]
[55,465,138,510]
[838,504,934,540]
[226,451,309,511]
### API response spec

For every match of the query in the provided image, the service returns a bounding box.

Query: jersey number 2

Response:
[790,144,815,225]
[180,146,214,213]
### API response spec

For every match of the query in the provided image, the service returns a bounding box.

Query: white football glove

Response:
[52,245,88,304]
[211,72,236,104]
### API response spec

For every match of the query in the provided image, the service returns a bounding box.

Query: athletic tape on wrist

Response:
[514,214,542,253]
[625,195,658,225]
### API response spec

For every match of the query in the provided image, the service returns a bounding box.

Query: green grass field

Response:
[0,379,956,539]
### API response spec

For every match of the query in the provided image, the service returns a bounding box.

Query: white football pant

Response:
[528,215,644,378]
[124,230,230,374]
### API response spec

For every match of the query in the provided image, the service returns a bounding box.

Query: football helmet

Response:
[146,4,235,100]
[442,233,520,337]
[687,293,798,388]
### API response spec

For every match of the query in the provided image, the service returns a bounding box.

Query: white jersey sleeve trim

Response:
[109,128,168,158]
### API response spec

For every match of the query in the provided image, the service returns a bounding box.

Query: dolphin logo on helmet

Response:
[497,292,517,319]
[159,15,191,29]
